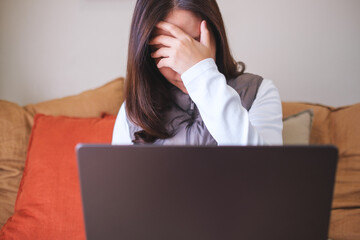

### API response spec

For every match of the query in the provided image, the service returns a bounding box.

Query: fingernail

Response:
[201,20,206,29]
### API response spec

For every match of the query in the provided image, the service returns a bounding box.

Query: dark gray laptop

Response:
[76,145,337,240]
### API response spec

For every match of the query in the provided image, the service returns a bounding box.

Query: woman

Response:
[112,0,283,145]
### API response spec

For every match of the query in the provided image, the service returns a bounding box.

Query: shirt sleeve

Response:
[181,58,283,145]
[112,101,133,145]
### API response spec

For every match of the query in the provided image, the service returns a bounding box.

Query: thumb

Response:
[200,20,210,48]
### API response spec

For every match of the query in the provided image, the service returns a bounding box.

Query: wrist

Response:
[181,58,217,84]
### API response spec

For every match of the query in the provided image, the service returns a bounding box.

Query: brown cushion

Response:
[330,104,360,210]
[329,209,360,239]
[24,77,125,123]
[282,109,313,145]
[283,102,360,240]
[0,100,32,228]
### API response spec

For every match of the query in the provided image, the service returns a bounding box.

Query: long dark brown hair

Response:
[125,0,245,144]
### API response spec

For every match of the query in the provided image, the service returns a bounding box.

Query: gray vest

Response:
[127,73,263,145]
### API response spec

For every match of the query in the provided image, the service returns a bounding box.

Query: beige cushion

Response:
[282,102,332,144]
[282,109,313,145]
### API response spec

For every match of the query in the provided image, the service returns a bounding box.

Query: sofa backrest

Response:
[1,77,359,239]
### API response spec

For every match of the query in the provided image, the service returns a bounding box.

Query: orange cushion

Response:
[0,114,116,239]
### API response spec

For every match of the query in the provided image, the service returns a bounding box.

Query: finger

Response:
[200,20,210,48]
[155,21,188,40]
[149,35,177,47]
[157,57,171,69]
[151,47,171,59]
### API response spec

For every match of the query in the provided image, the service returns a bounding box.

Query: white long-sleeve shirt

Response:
[112,58,283,145]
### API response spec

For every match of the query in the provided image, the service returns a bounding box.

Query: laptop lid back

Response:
[76,145,337,240]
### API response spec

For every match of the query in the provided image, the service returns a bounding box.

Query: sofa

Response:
[0,77,359,239]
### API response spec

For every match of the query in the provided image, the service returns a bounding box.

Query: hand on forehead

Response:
[147,9,216,79]
[152,27,173,38]
[151,21,201,46]
[152,9,202,40]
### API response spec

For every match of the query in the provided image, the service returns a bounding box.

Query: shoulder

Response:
[115,101,127,123]
[250,78,282,115]
[116,101,143,135]
[256,79,281,101]
[112,101,132,144]
[259,78,277,89]
[115,101,135,126]
[248,78,283,145]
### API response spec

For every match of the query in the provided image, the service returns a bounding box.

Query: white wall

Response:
[219,0,360,106]
[0,0,135,105]
[1,0,359,107]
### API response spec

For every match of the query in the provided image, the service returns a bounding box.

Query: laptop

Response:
[76,144,338,240]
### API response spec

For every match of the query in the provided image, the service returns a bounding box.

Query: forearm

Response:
[181,58,282,145]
